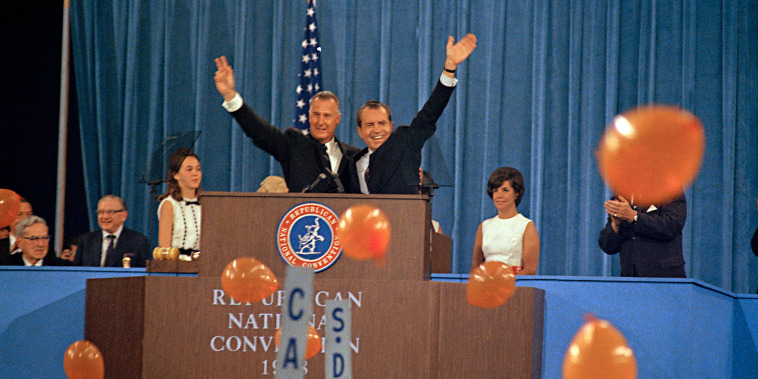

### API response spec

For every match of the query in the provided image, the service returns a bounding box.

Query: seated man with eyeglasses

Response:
[74,195,151,267]
[0,216,71,266]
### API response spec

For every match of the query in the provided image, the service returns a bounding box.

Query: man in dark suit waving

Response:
[349,34,478,194]
[213,56,359,193]
[74,195,150,268]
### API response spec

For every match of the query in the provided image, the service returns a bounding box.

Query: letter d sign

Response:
[325,299,352,378]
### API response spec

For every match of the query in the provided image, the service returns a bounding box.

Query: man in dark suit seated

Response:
[599,194,687,278]
[348,34,478,194]
[213,56,359,193]
[0,216,71,266]
[73,195,150,268]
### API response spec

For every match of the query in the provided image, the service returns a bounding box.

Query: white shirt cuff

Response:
[440,73,458,87]
[222,93,243,112]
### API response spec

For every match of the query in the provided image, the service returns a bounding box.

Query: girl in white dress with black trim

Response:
[472,167,540,275]
[158,148,202,258]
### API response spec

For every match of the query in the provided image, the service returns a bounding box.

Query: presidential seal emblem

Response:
[277,202,342,272]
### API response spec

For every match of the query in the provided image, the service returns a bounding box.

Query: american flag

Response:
[293,0,323,131]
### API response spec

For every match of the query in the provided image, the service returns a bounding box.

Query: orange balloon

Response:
[63,340,105,379]
[466,261,516,308]
[562,315,637,379]
[597,105,704,206]
[274,325,322,359]
[220,258,279,303]
[336,204,391,262]
[0,189,21,229]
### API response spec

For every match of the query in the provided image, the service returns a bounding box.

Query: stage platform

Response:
[1,267,756,378]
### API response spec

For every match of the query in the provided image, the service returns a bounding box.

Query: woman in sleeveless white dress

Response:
[472,167,540,274]
[158,148,202,257]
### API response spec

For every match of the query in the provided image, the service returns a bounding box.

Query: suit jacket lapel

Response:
[108,231,127,267]
[335,139,352,175]
[351,148,373,192]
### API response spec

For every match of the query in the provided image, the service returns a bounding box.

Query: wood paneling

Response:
[86,277,543,378]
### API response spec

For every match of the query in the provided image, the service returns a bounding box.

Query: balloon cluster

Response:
[336,204,391,263]
[562,315,637,379]
[274,325,322,359]
[466,261,516,308]
[63,340,104,379]
[220,257,279,303]
[597,105,705,206]
[0,189,21,229]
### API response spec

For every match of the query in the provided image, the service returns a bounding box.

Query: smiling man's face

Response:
[357,106,394,151]
[308,97,341,144]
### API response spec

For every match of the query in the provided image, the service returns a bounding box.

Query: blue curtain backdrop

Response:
[70,0,758,293]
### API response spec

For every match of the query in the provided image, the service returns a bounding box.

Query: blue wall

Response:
[515,276,757,378]
[2,268,757,378]
[439,274,758,377]
[0,268,156,378]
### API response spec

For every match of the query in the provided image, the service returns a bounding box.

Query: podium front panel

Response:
[199,192,432,280]
[436,283,544,378]
[88,277,441,378]
[85,277,543,378]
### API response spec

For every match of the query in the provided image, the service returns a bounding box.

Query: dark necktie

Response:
[364,155,371,193]
[320,144,332,174]
[103,235,115,267]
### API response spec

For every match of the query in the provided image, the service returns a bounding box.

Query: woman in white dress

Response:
[158,148,202,257]
[471,167,540,274]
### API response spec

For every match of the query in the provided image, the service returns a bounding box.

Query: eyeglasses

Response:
[96,209,124,216]
[22,235,52,242]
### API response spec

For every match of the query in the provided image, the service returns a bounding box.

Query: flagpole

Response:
[54,0,71,255]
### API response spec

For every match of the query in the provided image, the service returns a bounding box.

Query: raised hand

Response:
[444,33,478,71]
[214,56,236,101]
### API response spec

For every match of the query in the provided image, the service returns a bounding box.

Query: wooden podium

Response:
[199,192,435,280]
[85,192,544,378]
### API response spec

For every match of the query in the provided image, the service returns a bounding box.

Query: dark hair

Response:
[67,235,80,248]
[310,91,341,113]
[486,167,525,206]
[159,148,201,202]
[356,100,392,127]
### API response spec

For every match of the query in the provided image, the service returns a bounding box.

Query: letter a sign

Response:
[276,266,314,378]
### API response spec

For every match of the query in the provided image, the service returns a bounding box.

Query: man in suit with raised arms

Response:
[213,56,359,193]
[349,33,477,194]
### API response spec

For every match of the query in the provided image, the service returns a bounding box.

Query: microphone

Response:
[302,173,328,193]
[331,173,345,193]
